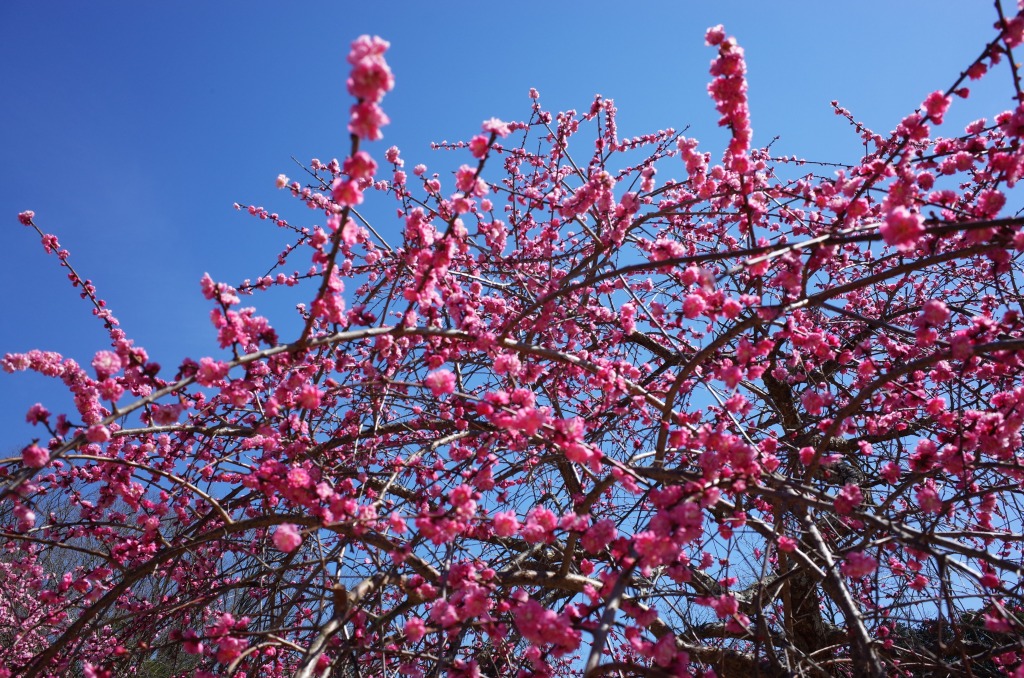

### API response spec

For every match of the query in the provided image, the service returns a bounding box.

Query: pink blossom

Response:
[620,302,637,334]
[652,634,677,667]
[682,294,706,318]
[91,350,122,380]
[705,25,726,46]
[468,134,490,159]
[918,299,949,326]
[425,369,456,396]
[273,523,303,552]
[521,506,557,543]
[195,357,230,386]
[881,462,902,484]
[346,36,393,103]
[880,207,925,252]
[215,636,248,665]
[834,484,863,515]
[916,480,943,514]
[388,511,408,534]
[18,210,35,225]
[97,376,124,403]
[841,551,878,578]
[493,353,521,376]
[152,403,183,425]
[347,55,393,102]
[21,443,49,468]
[922,91,951,125]
[287,467,312,489]
[801,388,827,416]
[86,425,111,443]
[404,617,427,642]
[347,35,389,65]
[343,151,378,181]
[25,403,49,425]
[514,598,581,652]
[449,484,476,510]
[349,101,390,141]
[14,505,36,531]
[332,178,364,206]
[984,610,1014,633]
[481,117,511,138]
[581,519,618,553]
[455,164,486,197]
[493,510,520,537]
[181,630,204,655]
[976,188,1006,218]
[428,599,459,627]
[384,145,403,165]
[708,594,739,619]
[296,385,322,409]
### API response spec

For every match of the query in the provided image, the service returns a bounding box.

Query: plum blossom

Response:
[344,36,392,141]
[880,207,925,252]
[296,385,322,409]
[922,90,951,125]
[916,479,944,514]
[91,350,123,380]
[195,357,230,386]
[346,35,393,102]
[514,598,582,653]
[581,519,618,553]
[834,484,863,515]
[10,21,1024,674]
[705,24,726,46]
[493,511,520,537]
[481,117,511,137]
[86,425,111,443]
[349,101,390,141]
[332,178,364,206]
[25,403,49,425]
[404,617,427,642]
[343,151,378,180]
[21,443,49,468]
[384,145,403,165]
[620,302,637,334]
[521,506,557,543]
[708,594,739,619]
[841,551,878,578]
[273,523,303,553]
[424,369,456,396]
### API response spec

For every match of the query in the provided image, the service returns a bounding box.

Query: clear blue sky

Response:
[0,2,1009,446]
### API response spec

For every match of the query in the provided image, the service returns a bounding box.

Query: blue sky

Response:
[0,2,1010,446]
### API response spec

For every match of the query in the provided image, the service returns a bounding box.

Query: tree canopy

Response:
[5,10,1024,678]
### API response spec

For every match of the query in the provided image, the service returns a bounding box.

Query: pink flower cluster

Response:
[706,25,752,167]
[477,388,549,436]
[513,597,582,655]
[424,368,457,396]
[880,206,925,252]
[841,551,878,578]
[273,523,303,552]
[346,36,393,140]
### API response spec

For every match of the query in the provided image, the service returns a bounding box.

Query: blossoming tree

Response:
[6,8,1024,677]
